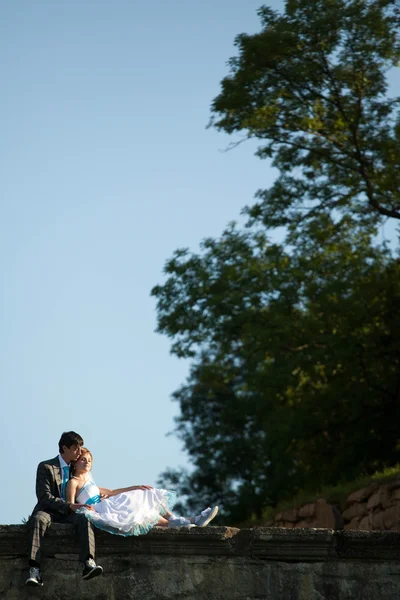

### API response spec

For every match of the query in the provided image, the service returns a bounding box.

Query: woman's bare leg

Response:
[156,516,169,527]
[161,506,196,524]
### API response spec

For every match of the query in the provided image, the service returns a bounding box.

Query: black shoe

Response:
[25,566,43,586]
[82,558,103,580]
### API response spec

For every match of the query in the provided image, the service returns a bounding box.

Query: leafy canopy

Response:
[153,0,400,522]
[211,0,400,236]
[153,220,400,521]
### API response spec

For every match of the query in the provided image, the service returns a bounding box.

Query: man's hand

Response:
[134,485,153,490]
[70,503,95,512]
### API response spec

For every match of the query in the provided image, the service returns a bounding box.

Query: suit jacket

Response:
[32,456,71,516]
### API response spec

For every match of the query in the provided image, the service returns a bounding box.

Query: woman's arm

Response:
[66,478,79,504]
[65,478,95,511]
[99,484,153,497]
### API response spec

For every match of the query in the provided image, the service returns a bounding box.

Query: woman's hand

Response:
[134,485,153,490]
[70,503,95,512]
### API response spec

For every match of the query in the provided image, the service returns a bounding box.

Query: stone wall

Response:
[2,524,400,599]
[270,477,400,532]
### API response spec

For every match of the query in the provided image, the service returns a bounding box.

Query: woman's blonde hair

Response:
[71,447,93,475]
[79,447,93,461]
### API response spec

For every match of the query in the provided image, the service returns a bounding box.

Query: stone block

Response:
[388,476,400,491]
[346,483,378,506]
[390,488,400,502]
[298,503,316,519]
[344,517,360,531]
[371,512,385,530]
[359,516,372,530]
[307,519,318,528]
[383,506,400,530]
[294,520,313,529]
[281,508,298,522]
[367,486,389,511]
[342,503,368,522]
[281,521,295,528]
[315,498,338,529]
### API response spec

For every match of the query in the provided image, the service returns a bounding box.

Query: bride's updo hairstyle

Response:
[70,447,93,476]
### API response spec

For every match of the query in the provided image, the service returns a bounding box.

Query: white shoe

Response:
[82,558,103,580]
[25,566,43,586]
[194,506,218,527]
[168,516,196,528]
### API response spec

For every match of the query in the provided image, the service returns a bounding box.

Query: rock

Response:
[315,498,336,529]
[390,488,400,502]
[346,483,378,506]
[359,515,372,530]
[371,512,385,530]
[298,503,316,519]
[367,486,390,511]
[383,506,400,530]
[281,508,298,522]
[387,476,400,492]
[307,519,318,528]
[344,517,361,531]
[342,503,368,521]
[295,520,313,529]
[281,521,295,528]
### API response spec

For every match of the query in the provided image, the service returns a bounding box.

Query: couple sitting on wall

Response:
[26,430,218,587]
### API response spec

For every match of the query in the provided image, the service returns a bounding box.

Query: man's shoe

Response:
[194,506,219,527]
[82,558,103,580]
[25,566,43,586]
[168,516,196,528]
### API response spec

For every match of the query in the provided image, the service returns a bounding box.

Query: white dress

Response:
[76,479,177,536]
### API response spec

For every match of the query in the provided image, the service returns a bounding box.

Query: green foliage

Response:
[211,0,400,234]
[154,0,400,524]
[154,218,400,521]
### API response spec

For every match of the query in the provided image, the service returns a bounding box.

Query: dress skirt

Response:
[79,486,177,536]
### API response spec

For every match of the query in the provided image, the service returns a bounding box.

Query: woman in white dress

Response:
[66,448,218,537]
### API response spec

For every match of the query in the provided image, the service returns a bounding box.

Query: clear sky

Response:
[0,0,285,525]
[0,0,398,525]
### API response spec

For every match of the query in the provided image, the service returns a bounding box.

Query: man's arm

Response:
[35,462,71,515]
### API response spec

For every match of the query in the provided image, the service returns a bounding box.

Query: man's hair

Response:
[58,431,84,454]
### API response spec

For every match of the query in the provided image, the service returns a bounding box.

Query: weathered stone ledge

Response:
[2,523,400,561]
[2,525,400,599]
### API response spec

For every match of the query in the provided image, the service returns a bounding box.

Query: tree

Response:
[153,220,400,522]
[211,0,400,237]
[153,0,400,523]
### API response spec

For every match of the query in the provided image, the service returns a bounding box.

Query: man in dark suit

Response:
[26,431,103,587]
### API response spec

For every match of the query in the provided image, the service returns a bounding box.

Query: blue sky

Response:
[0,0,284,524]
[0,0,398,525]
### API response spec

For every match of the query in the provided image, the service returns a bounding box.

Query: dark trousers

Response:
[28,510,96,565]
